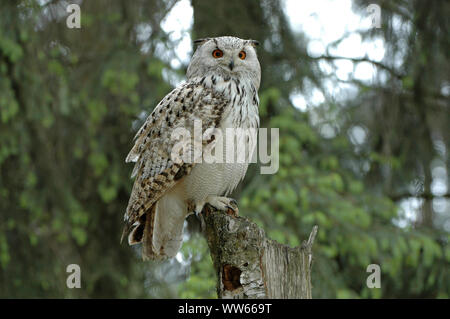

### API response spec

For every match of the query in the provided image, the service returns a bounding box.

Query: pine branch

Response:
[311,54,404,79]
[389,192,450,201]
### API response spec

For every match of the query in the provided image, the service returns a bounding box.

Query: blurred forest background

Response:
[0,0,449,298]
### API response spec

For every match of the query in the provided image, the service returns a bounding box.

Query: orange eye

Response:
[212,49,223,58]
[238,51,246,60]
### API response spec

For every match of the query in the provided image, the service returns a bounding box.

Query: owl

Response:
[122,36,261,260]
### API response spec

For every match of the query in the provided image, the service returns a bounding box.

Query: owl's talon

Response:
[226,206,239,217]
[225,198,239,217]
[204,196,239,218]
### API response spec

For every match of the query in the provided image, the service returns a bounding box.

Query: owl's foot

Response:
[204,196,239,218]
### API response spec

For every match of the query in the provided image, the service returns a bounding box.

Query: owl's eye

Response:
[212,49,223,58]
[238,51,246,60]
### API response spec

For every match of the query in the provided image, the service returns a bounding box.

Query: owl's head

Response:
[187,36,261,89]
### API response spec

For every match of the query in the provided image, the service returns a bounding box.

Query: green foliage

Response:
[177,235,217,299]
[0,0,174,298]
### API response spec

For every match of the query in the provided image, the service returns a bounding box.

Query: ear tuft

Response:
[248,40,260,47]
[194,38,211,46]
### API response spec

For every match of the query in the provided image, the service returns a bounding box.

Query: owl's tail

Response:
[124,193,187,260]
[121,206,152,246]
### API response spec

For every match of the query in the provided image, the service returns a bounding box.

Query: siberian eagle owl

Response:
[122,36,261,260]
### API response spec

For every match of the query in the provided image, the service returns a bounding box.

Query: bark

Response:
[202,205,318,299]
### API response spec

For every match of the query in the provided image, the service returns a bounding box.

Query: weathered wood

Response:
[203,205,318,299]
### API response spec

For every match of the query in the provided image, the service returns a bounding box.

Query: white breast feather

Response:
[180,74,259,202]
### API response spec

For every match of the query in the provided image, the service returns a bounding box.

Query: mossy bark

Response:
[203,205,318,299]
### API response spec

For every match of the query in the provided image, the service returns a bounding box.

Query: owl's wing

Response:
[122,81,228,243]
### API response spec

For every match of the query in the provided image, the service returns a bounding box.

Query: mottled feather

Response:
[122,80,228,243]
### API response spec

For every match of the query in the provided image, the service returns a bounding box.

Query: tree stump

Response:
[202,205,318,299]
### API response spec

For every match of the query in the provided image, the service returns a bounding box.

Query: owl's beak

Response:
[228,59,234,71]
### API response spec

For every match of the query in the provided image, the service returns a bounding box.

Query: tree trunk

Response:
[202,205,318,299]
